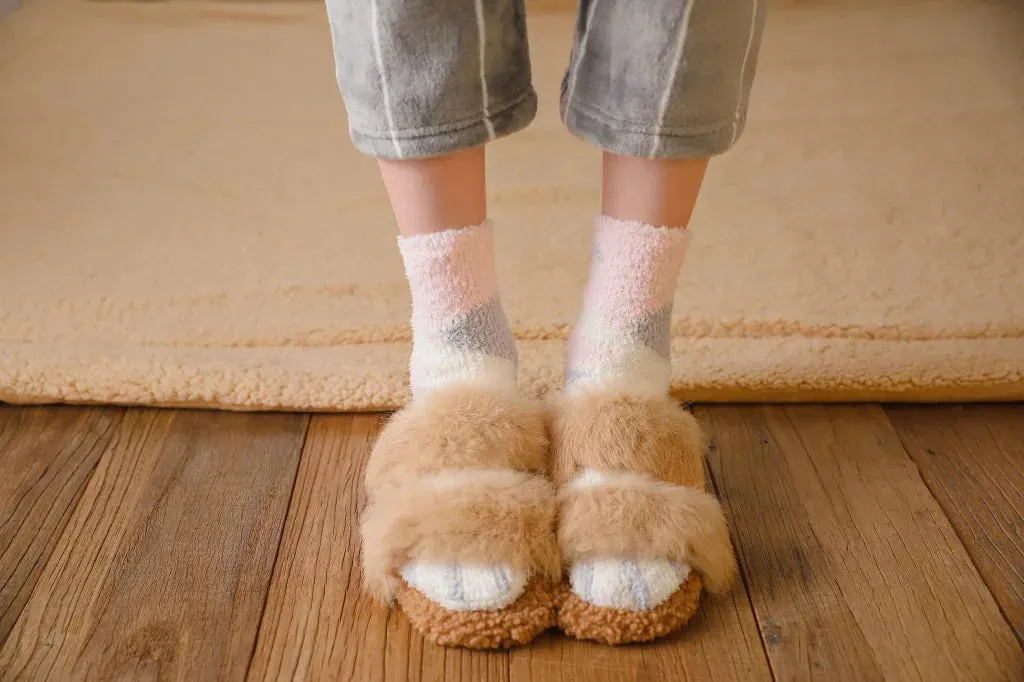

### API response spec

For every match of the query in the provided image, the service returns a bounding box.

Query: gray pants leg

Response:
[562,0,766,158]
[325,0,536,160]
[325,0,764,160]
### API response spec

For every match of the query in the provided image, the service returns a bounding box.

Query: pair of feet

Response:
[360,383,737,648]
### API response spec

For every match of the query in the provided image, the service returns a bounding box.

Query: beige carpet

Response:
[2,0,1023,410]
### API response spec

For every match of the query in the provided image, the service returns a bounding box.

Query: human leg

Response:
[552,0,766,644]
[324,0,559,647]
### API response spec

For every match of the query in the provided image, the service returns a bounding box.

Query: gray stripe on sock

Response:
[440,296,517,363]
[576,561,595,603]
[449,564,464,607]
[631,303,672,359]
[496,566,510,595]
[563,367,596,387]
[625,561,651,610]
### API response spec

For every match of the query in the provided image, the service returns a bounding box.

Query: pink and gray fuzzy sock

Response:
[565,214,690,396]
[397,220,518,398]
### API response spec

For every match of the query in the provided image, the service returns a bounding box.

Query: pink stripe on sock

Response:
[581,215,690,325]
[398,221,499,324]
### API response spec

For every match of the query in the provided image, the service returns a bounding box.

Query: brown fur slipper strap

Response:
[558,472,737,593]
[549,391,707,488]
[362,469,562,602]
[366,386,548,490]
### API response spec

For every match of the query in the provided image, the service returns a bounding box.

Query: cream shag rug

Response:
[2,0,1023,410]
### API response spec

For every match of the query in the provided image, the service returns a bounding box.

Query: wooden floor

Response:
[0,404,1021,681]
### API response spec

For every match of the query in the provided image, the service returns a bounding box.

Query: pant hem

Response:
[561,100,748,160]
[350,89,538,160]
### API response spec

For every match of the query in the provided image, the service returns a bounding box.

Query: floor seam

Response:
[241,413,315,680]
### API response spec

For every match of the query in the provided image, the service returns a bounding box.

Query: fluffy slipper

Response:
[549,390,738,645]
[361,385,561,648]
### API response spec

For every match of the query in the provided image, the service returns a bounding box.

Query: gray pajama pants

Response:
[325,0,765,160]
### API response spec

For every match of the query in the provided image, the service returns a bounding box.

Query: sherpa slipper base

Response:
[396,577,557,649]
[555,573,703,645]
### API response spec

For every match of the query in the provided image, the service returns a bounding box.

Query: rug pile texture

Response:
[1,0,1022,409]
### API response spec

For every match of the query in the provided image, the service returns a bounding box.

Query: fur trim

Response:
[549,391,706,488]
[557,472,737,594]
[366,385,548,491]
[361,469,561,603]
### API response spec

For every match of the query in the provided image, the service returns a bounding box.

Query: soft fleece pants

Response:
[325,0,766,160]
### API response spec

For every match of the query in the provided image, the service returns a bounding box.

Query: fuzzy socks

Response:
[565,215,692,611]
[394,216,693,614]
[396,220,525,610]
[565,215,689,396]
[398,220,518,398]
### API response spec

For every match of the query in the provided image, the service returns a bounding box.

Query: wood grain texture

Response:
[509,581,772,681]
[0,407,121,644]
[384,609,509,682]
[700,405,1024,682]
[247,413,512,682]
[0,409,308,682]
[247,414,385,681]
[886,404,1024,644]
[3,404,1022,681]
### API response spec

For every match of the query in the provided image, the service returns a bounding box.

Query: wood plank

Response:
[246,414,385,682]
[886,404,1024,644]
[0,408,308,682]
[384,608,508,682]
[247,413,512,682]
[700,405,1024,682]
[0,406,122,644]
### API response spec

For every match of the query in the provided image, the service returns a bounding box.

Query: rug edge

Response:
[3,336,1023,410]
